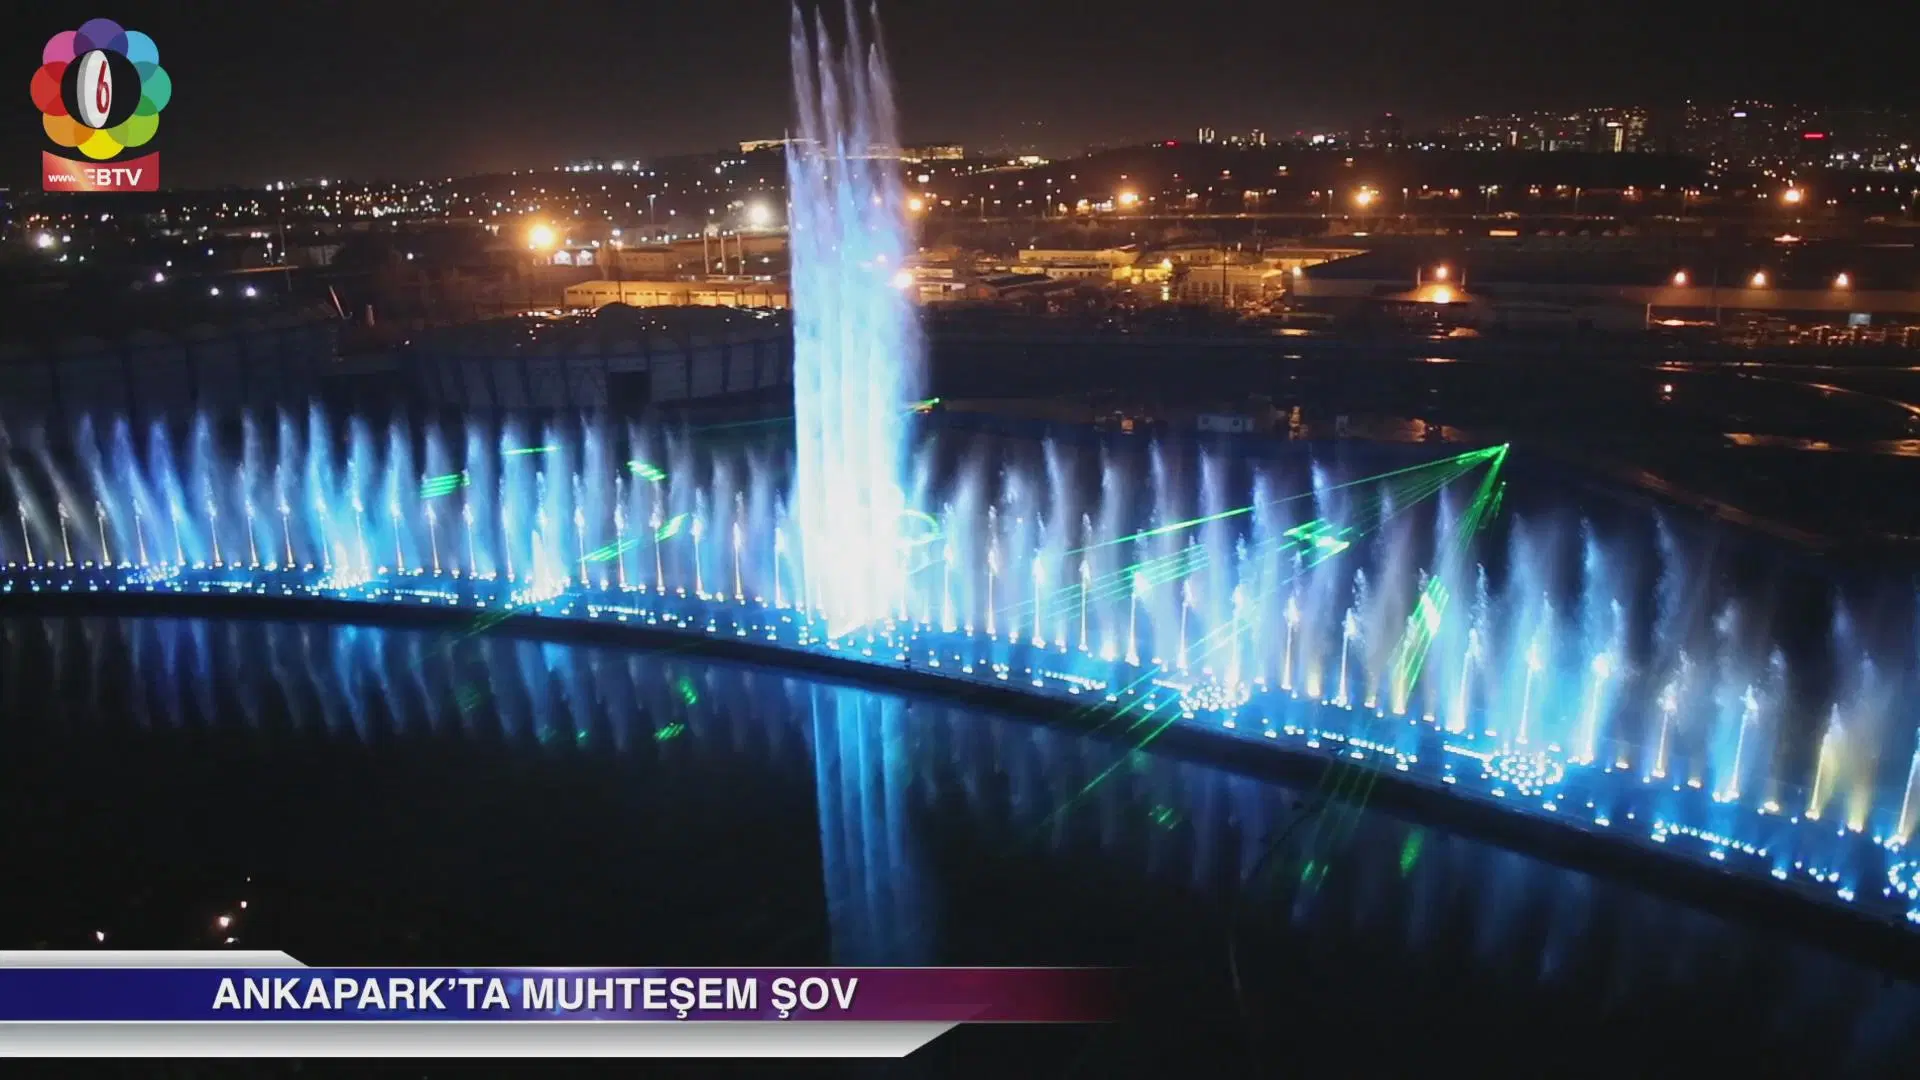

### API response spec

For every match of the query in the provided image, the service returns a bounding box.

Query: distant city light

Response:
[890,268,914,290]
[528,223,556,250]
[1834,272,1851,288]
[1671,270,1689,286]
[746,202,773,227]
[1430,285,1455,304]
[152,271,165,283]
[1781,187,1804,205]
[33,232,54,249]
[1117,191,1140,207]
[1431,265,1450,281]
[209,286,221,296]
[1353,189,1376,208]
[1750,271,1768,287]
[243,285,257,298]
[906,196,925,213]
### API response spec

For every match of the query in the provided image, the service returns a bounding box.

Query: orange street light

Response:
[1834,272,1851,288]
[1750,271,1768,288]
[1671,270,1689,286]
[1781,187,1804,205]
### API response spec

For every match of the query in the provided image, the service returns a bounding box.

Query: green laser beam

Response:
[1064,444,1500,556]
[1002,444,1484,625]
[419,472,469,499]
[585,537,642,563]
[1039,455,1477,758]
[1294,447,1510,885]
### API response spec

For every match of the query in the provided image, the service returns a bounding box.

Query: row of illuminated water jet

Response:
[14,486,1920,848]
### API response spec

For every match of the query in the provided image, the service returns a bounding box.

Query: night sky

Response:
[9,0,1918,188]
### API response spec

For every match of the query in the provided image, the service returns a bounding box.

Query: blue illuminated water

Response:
[1,402,1919,938]
[786,4,922,635]
[5,613,1918,1073]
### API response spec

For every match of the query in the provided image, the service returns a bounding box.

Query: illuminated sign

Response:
[31,18,170,191]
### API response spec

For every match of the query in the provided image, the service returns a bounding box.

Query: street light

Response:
[1431,265,1449,282]
[1834,272,1851,289]
[1117,191,1140,208]
[1750,271,1768,288]
[1781,187,1804,206]
[746,201,773,228]
[1353,189,1376,209]
[527,223,556,250]
[1671,270,1689,286]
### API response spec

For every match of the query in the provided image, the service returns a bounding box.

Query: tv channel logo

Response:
[31,18,171,192]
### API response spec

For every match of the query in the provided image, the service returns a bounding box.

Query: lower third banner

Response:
[0,951,1121,1057]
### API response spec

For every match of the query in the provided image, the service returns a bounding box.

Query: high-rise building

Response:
[1197,126,1217,144]
[1587,107,1648,152]
[1680,101,1780,164]
[1362,113,1404,148]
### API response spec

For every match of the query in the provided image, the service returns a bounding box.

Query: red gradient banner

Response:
[43,151,159,192]
[0,966,1129,1023]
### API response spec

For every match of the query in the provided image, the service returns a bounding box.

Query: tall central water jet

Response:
[787,3,922,635]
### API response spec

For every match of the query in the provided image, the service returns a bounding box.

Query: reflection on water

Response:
[2,614,1918,1072]
[1724,432,1920,458]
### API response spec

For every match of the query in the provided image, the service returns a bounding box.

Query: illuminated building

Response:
[562,277,789,310]
[900,144,966,162]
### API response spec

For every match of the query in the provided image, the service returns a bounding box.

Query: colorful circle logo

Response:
[31,19,171,162]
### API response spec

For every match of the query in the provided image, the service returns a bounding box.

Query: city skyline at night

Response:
[7,0,1920,188]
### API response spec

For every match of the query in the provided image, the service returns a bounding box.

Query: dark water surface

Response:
[3,614,1918,1076]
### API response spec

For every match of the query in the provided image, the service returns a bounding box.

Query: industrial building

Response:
[563,278,789,311]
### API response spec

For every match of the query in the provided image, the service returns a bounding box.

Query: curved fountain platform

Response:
[7,561,1920,980]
